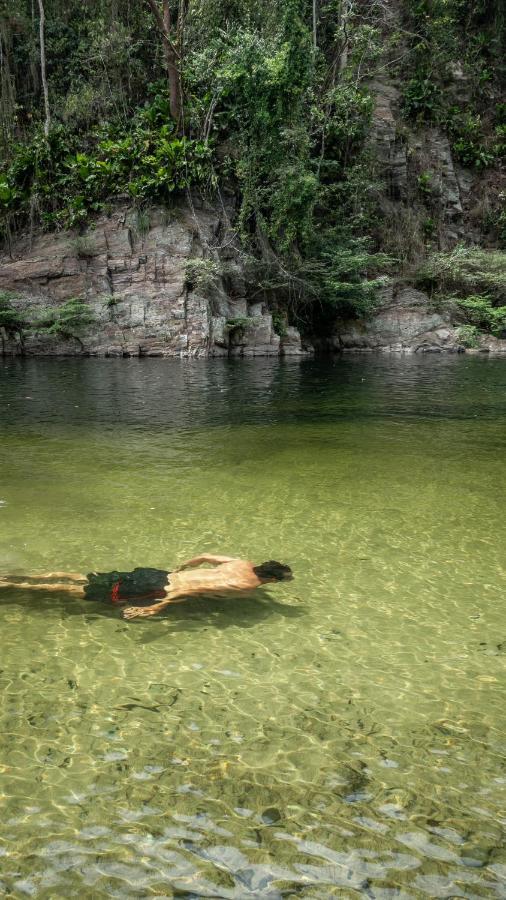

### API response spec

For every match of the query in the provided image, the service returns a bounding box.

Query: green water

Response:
[1,355,505,899]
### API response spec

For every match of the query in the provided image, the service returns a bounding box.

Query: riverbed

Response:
[1,355,505,898]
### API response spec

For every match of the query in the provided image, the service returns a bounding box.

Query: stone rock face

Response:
[280,325,309,356]
[410,130,464,234]
[369,79,408,202]
[368,78,467,241]
[0,203,309,358]
[335,286,455,352]
[333,285,506,354]
[229,314,280,357]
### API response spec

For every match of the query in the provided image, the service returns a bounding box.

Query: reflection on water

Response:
[1,355,506,898]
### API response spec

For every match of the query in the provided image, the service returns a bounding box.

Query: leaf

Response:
[0,181,11,202]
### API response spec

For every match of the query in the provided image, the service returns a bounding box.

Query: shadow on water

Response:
[0,586,305,635]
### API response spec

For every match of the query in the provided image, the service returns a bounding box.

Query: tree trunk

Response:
[166,55,181,123]
[37,0,50,137]
[338,0,351,75]
[145,0,182,124]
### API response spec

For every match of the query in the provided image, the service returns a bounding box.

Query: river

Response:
[1,355,505,898]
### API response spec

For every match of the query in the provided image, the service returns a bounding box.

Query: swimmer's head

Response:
[253,561,293,583]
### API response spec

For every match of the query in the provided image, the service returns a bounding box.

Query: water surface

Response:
[1,355,506,898]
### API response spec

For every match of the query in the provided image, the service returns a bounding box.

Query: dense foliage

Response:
[401,0,505,165]
[0,0,504,325]
[416,247,506,340]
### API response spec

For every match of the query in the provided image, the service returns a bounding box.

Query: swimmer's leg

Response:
[35,572,87,582]
[0,579,85,596]
[0,572,86,584]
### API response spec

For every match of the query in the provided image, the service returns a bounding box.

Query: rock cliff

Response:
[329,71,506,355]
[334,285,506,354]
[0,202,308,358]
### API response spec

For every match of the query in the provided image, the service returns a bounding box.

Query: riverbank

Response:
[2,202,506,358]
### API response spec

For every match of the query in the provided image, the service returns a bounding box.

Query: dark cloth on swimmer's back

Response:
[83,567,169,602]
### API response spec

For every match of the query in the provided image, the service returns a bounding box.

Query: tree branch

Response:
[145,0,180,59]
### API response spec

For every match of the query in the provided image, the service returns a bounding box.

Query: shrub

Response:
[69,234,96,258]
[298,237,393,319]
[184,258,222,290]
[224,317,254,341]
[449,113,496,169]
[32,298,96,342]
[1,294,97,346]
[454,295,506,336]
[0,95,214,232]
[0,292,26,334]
[271,310,288,337]
[403,77,442,122]
[416,248,506,301]
[456,324,480,348]
[417,172,434,197]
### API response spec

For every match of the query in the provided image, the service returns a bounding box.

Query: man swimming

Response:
[0,555,293,620]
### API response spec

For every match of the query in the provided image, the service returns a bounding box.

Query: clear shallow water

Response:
[0,355,505,899]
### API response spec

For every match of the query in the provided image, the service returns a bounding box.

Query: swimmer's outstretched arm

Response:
[174,554,237,571]
[122,593,189,620]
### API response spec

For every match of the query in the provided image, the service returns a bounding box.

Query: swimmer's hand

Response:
[123,605,159,620]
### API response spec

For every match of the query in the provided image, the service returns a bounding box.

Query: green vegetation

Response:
[453,295,506,336]
[0,0,397,325]
[0,0,504,329]
[185,257,222,291]
[416,248,506,300]
[224,317,255,338]
[32,298,96,341]
[455,324,480,348]
[271,311,288,338]
[0,291,27,338]
[0,105,213,229]
[401,0,505,169]
[0,295,96,347]
[418,248,506,340]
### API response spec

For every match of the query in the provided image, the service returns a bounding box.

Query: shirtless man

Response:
[0,555,293,620]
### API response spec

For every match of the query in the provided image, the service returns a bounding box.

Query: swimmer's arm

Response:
[174,554,238,571]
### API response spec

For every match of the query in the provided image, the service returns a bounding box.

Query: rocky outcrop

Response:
[369,79,408,202]
[0,202,309,358]
[359,68,506,354]
[410,130,464,237]
[368,77,466,243]
[333,285,506,354]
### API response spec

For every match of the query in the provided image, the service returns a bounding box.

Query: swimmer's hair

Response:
[253,560,293,581]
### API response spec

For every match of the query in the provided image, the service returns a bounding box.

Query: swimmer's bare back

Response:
[122,555,293,619]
